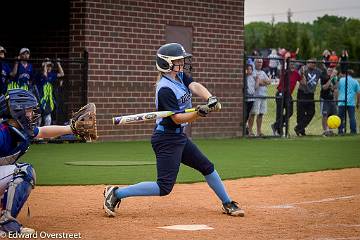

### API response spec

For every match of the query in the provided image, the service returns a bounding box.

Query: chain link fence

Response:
[244,55,360,138]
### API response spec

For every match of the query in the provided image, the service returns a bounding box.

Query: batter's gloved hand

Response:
[70,103,98,141]
[207,96,222,112]
[196,104,210,117]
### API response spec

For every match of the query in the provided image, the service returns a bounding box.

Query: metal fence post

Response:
[344,69,348,134]
[284,57,291,137]
[243,53,247,137]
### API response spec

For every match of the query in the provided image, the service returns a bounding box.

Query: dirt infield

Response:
[17,168,360,240]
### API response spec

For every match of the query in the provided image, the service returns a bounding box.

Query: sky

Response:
[245,0,360,24]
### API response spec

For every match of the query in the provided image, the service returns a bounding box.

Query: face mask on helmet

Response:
[156,43,192,73]
[7,89,41,137]
[0,95,9,118]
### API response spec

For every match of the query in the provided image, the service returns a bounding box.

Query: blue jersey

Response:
[36,71,57,113]
[155,72,193,129]
[0,123,38,163]
[9,63,33,90]
[37,71,58,89]
[1,62,11,94]
[0,124,14,155]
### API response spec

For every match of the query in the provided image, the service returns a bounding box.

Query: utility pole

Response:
[287,8,293,23]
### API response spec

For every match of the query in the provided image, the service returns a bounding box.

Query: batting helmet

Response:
[156,43,192,73]
[7,89,41,137]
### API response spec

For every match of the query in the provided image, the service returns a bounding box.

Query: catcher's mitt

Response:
[70,103,98,141]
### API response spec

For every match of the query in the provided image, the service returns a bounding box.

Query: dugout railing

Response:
[243,55,360,138]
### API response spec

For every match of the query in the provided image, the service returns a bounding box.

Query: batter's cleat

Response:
[103,186,121,217]
[222,201,245,217]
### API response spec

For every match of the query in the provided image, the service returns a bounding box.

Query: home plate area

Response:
[157,224,214,231]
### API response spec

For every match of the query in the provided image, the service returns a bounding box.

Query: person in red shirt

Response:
[271,60,302,136]
[289,48,299,59]
[328,50,339,68]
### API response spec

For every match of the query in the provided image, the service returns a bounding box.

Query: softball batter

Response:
[0,89,97,234]
[104,43,244,217]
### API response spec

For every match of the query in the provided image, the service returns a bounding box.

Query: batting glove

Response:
[196,104,210,117]
[207,96,222,112]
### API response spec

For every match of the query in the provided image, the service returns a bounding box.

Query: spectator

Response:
[339,50,349,74]
[36,58,64,126]
[247,50,259,69]
[294,59,322,136]
[245,64,259,136]
[271,60,301,136]
[320,68,338,136]
[278,48,298,70]
[289,47,300,59]
[335,69,360,134]
[247,58,271,137]
[322,49,331,68]
[9,48,33,91]
[268,49,280,80]
[328,50,339,69]
[0,46,11,95]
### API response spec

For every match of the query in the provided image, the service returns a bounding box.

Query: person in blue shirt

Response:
[335,69,360,134]
[0,46,11,95]
[103,43,245,218]
[37,58,64,126]
[0,89,95,234]
[8,48,33,91]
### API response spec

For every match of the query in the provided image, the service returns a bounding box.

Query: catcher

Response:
[0,89,97,234]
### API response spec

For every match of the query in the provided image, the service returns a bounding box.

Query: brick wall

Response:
[70,0,244,141]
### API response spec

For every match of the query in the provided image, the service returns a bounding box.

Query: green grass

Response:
[22,135,360,185]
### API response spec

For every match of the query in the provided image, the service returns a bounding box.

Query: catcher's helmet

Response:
[156,43,192,73]
[7,89,41,137]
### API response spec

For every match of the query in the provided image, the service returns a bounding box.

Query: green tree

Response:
[245,22,272,53]
[284,22,298,51]
[244,14,360,64]
[298,30,312,60]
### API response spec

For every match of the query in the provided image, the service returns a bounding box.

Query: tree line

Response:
[245,15,360,64]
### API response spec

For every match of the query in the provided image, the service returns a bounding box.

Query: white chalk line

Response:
[253,194,360,209]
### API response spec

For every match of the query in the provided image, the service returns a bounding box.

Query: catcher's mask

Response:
[156,43,192,73]
[7,89,41,137]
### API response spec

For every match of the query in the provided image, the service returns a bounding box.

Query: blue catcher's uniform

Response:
[0,123,37,233]
[152,72,214,196]
[0,90,38,233]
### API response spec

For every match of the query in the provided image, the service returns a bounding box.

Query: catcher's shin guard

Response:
[103,186,121,217]
[0,163,36,233]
